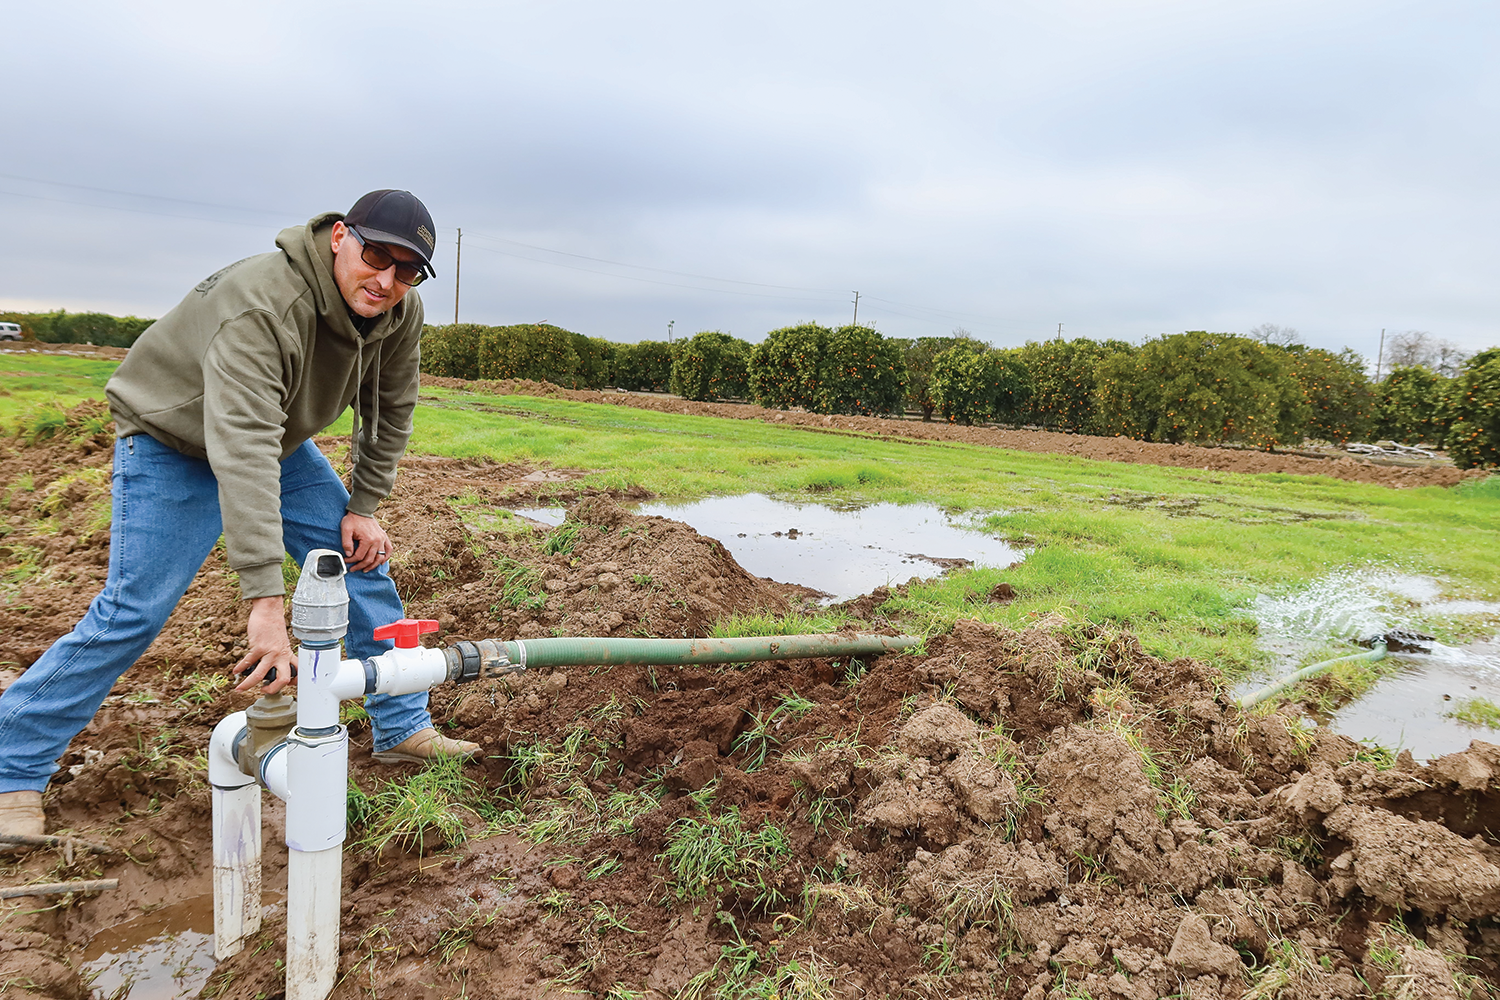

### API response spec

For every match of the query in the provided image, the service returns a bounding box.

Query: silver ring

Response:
[377,550,388,556]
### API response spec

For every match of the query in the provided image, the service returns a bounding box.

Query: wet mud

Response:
[3,404,1500,1000]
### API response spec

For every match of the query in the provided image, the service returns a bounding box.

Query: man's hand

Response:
[232,595,297,694]
[342,512,392,573]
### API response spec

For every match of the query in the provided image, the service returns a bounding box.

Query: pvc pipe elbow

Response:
[210,712,254,788]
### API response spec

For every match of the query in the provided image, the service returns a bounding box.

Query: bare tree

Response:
[1384,330,1469,376]
[1248,323,1302,347]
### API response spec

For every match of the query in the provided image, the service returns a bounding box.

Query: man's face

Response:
[330,220,421,318]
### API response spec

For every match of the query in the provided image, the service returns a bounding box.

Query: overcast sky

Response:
[4,1,1497,360]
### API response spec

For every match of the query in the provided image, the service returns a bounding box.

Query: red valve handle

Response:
[372,618,440,648]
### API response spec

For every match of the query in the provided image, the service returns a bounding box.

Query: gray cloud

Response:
[4,0,1497,360]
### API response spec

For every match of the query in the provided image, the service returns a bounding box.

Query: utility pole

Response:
[1057,322,1063,340]
[851,291,860,328]
[1375,328,1386,382]
[667,320,675,343]
[453,228,462,326]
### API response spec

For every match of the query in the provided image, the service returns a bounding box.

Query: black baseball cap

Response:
[344,190,438,277]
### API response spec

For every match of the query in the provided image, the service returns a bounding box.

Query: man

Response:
[0,190,478,841]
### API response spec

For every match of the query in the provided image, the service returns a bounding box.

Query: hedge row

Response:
[0,310,155,348]
[419,323,617,389]
[407,322,1500,468]
[1378,349,1500,469]
[13,308,1499,467]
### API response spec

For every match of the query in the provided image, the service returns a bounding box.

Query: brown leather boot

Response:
[371,728,481,765]
[0,790,45,851]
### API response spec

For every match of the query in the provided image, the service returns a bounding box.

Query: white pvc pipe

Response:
[285,640,349,1000]
[286,846,342,1000]
[367,646,449,696]
[260,741,290,803]
[297,646,342,731]
[209,713,261,960]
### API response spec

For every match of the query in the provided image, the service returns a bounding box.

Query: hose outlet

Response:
[291,548,349,646]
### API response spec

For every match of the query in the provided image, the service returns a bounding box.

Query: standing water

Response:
[81,895,217,999]
[1247,568,1500,758]
[518,494,1023,603]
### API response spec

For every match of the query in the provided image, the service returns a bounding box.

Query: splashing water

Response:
[1249,568,1500,759]
[1251,569,1450,660]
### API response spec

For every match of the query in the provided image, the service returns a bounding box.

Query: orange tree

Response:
[899,335,967,420]
[476,324,581,385]
[1015,337,1134,433]
[750,322,824,410]
[1374,365,1451,445]
[669,331,752,401]
[1279,346,1375,444]
[572,334,616,389]
[929,341,1032,426]
[749,323,907,415]
[420,323,487,380]
[816,325,907,415]
[1444,348,1500,468]
[1095,331,1308,447]
[614,341,675,392]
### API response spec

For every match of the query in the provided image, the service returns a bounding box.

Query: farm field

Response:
[3,348,1500,999]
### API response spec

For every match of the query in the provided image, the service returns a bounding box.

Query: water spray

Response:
[209,550,916,1000]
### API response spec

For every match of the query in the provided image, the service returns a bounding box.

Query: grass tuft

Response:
[355,755,495,855]
[659,807,794,909]
[1446,696,1500,729]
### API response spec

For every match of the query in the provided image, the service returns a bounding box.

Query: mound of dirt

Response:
[5,405,1500,1000]
[420,374,1486,489]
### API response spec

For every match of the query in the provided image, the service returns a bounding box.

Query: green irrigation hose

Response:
[1235,643,1388,709]
[446,633,918,679]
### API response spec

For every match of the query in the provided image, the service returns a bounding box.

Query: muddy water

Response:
[1329,640,1500,758]
[1247,568,1500,759]
[82,893,280,1000]
[519,494,1023,602]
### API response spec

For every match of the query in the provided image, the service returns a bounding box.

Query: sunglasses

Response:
[349,228,428,286]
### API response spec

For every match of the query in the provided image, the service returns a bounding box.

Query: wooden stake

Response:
[1,878,118,899]
[0,832,114,854]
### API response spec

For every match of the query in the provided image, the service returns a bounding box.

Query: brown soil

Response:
[0,342,130,360]
[421,375,1485,489]
[3,405,1500,1000]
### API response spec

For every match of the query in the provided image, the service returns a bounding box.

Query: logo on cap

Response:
[417,225,436,252]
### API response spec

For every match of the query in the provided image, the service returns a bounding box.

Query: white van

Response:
[0,323,21,341]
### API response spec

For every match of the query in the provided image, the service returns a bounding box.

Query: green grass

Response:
[1446,696,1500,729]
[659,807,793,908]
[9,355,1499,676]
[353,755,496,854]
[407,386,1500,673]
[0,355,120,422]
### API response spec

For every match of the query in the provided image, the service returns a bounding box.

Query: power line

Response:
[0,171,296,218]
[461,229,841,295]
[462,242,852,305]
[0,187,275,229]
[2,172,1019,334]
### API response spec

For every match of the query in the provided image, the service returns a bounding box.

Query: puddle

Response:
[517,494,1024,603]
[1327,640,1500,759]
[1246,568,1500,759]
[83,892,280,1000]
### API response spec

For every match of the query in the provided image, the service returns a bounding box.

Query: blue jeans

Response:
[0,435,432,792]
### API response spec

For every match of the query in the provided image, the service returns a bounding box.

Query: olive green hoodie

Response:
[106,212,422,600]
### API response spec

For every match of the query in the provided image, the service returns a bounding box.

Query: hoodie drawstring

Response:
[350,336,362,478]
[348,337,383,480]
